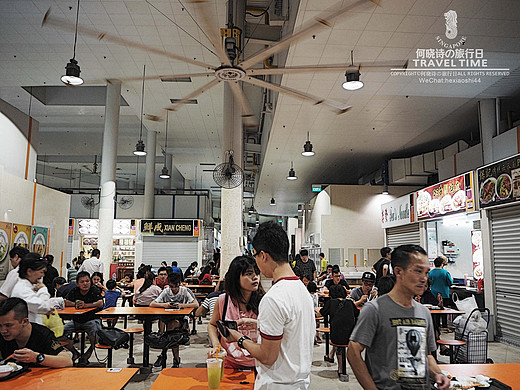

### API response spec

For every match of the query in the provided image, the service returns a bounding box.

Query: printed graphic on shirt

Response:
[389,318,428,387]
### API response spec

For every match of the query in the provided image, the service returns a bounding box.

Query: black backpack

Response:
[96,327,129,350]
[330,299,359,345]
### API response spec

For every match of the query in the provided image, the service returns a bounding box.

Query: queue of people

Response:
[0,228,454,390]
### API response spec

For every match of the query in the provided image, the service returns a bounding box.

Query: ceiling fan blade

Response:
[42,8,215,70]
[228,82,258,128]
[358,59,409,71]
[247,64,351,76]
[164,78,221,111]
[86,72,215,85]
[187,0,232,67]
[244,76,351,114]
[239,0,370,70]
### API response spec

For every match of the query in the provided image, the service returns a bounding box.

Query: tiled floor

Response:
[81,316,520,389]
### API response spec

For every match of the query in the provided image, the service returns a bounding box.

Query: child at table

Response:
[103,279,122,327]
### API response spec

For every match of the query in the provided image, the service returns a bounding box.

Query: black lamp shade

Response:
[61,58,83,86]
[160,166,170,179]
[287,167,297,180]
[302,140,315,156]
[133,139,147,156]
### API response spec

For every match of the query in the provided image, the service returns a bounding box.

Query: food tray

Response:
[0,365,30,381]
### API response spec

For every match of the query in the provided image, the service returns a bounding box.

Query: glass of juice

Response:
[215,349,227,381]
[206,358,222,389]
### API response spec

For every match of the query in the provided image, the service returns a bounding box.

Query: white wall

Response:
[0,101,38,182]
[0,165,70,277]
[306,185,418,271]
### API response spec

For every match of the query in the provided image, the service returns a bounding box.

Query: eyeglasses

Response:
[158,273,167,276]
[252,251,261,257]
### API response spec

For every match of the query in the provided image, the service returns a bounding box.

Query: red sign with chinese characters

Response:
[416,173,474,220]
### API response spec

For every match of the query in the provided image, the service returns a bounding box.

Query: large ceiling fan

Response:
[42,0,406,127]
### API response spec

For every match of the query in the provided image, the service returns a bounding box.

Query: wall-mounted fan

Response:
[42,0,406,125]
[213,152,244,189]
[118,195,134,209]
[81,196,98,210]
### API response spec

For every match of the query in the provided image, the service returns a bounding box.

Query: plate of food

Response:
[496,173,512,200]
[0,230,9,262]
[417,191,431,216]
[429,198,440,215]
[0,363,26,381]
[452,190,466,210]
[480,178,496,204]
[440,194,453,214]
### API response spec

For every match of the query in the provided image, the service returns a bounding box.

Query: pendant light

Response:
[302,132,315,156]
[287,161,297,180]
[159,112,171,179]
[61,0,84,86]
[133,65,147,156]
[248,201,256,216]
[270,197,276,206]
[342,50,363,91]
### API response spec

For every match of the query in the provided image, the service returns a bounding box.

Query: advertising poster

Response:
[477,153,520,208]
[11,224,31,249]
[0,222,12,281]
[471,230,483,280]
[416,173,474,220]
[31,226,49,256]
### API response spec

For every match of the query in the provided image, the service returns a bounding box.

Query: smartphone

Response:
[216,320,230,338]
[107,368,122,372]
[223,320,238,330]
[169,302,179,308]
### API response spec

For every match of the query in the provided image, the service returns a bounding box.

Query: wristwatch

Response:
[237,335,251,349]
[36,353,45,364]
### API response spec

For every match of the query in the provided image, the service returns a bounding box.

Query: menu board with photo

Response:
[416,173,475,220]
[0,222,12,280]
[477,153,520,208]
[31,226,48,256]
[11,224,31,249]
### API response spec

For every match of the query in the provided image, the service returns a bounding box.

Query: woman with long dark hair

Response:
[11,252,53,324]
[207,255,264,370]
[134,272,162,306]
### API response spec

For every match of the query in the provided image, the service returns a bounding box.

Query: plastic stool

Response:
[73,330,87,356]
[124,327,144,365]
[100,316,118,328]
[437,339,466,364]
[95,344,113,367]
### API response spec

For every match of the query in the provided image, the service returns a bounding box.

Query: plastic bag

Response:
[453,294,480,319]
[453,315,487,336]
[43,309,64,338]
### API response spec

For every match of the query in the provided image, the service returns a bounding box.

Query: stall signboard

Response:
[11,224,31,249]
[416,172,475,220]
[31,226,48,256]
[0,222,12,280]
[77,219,135,235]
[141,219,200,236]
[476,153,520,208]
[381,194,412,228]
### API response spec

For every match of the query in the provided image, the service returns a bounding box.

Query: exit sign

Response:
[312,185,322,192]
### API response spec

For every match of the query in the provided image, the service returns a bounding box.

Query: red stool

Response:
[316,327,331,359]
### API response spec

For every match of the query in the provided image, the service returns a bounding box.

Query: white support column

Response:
[220,83,243,275]
[143,130,156,218]
[478,99,496,165]
[98,80,121,281]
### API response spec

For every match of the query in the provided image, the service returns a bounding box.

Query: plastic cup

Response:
[206,358,222,389]
[215,350,227,381]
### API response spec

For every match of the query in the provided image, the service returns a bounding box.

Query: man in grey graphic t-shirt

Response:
[347,245,450,390]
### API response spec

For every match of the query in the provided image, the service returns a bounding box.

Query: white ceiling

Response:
[1,0,520,217]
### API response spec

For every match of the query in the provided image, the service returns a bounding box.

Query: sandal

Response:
[324,356,335,363]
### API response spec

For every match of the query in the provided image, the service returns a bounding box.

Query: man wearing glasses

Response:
[350,272,378,308]
[323,265,350,293]
[224,221,315,389]
[156,267,169,290]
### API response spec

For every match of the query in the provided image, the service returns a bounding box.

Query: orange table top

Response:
[439,363,520,387]
[4,367,138,389]
[97,306,194,316]
[149,368,254,390]
[57,307,98,315]
[429,308,465,315]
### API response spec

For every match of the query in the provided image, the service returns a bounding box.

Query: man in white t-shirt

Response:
[0,246,29,302]
[78,249,103,276]
[225,221,315,389]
